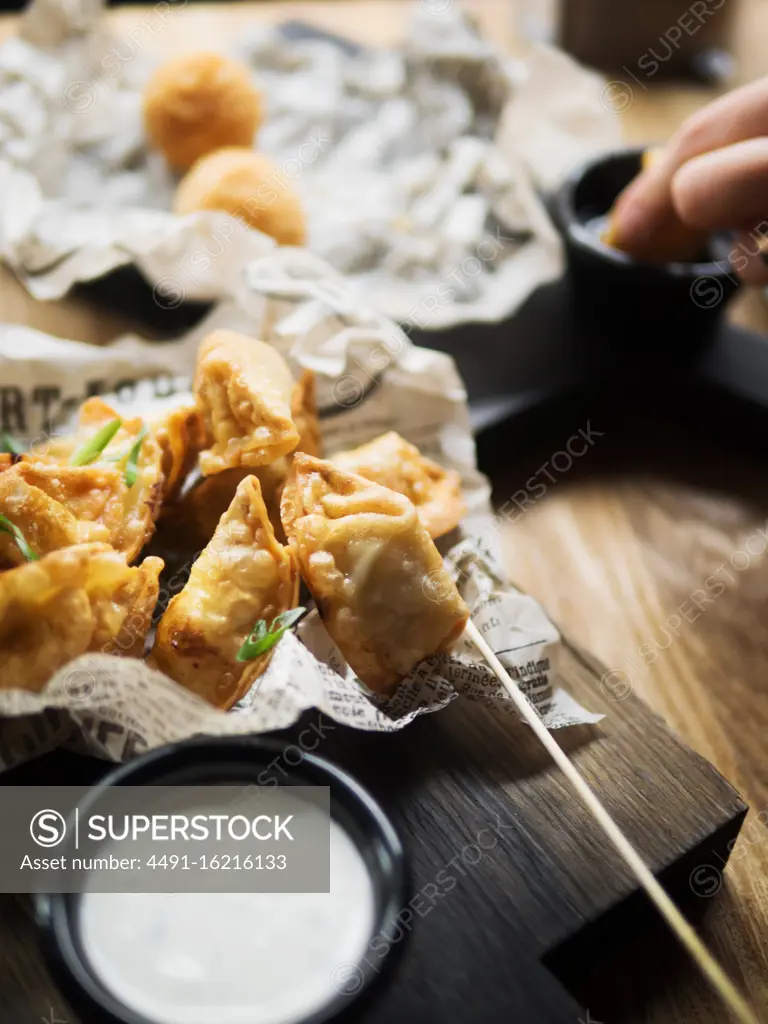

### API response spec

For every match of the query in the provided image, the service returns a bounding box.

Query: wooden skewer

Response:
[465,620,759,1024]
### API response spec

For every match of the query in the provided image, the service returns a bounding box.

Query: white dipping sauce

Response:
[78,819,376,1024]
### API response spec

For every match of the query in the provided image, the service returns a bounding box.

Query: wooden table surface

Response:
[2,0,768,1021]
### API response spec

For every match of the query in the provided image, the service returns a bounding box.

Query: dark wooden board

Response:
[0,634,746,1024]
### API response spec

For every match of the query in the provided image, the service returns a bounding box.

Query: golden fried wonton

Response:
[194,330,300,475]
[35,397,122,460]
[13,460,123,542]
[281,454,469,695]
[165,466,253,552]
[151,476,299,709]
[97,554,164,659]
[253,368,321,535]
[0,468,105,567]
[0,544,163,692]
[30,398,165,562]
[291,369,321,459]
[168,370,320,548]
[330,432,464,539]
[153,404,208,501]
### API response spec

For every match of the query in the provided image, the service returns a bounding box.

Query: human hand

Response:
[609,77,768,281]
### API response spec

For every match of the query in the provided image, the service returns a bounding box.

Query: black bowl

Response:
[550,147,741,354]
[35,736,408,1024]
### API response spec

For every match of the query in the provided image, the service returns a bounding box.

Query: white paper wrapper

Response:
[0,0,620,326]
[0,247,602,772]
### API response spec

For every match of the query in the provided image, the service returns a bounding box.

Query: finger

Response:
[728,228,768,284]
[606,147,678,255]
[610,76,768,254]
[672,138,768,230]
[668,76,768,162]
[606,151,705,262]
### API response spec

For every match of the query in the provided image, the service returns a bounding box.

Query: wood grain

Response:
[493,419,768,1021]
[0,1,767,1021]
[0,638,746,1024]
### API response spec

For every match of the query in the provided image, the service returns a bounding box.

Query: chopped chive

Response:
[123,424,148,488]
[236,607,306,662]
[0,433,23,455]
[69,418,122,467]
[0,514,38,561]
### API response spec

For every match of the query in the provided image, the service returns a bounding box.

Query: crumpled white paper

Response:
[0,247,602,772]
[0,0,620,325]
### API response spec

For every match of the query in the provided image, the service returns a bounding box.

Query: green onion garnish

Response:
[0,514,38,562]
[0,433,23,455]
[123,424,148,488]
[69,418,122,467]
[236,607,306,662]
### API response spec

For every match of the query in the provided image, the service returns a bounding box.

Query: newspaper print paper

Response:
[0,247,602,771]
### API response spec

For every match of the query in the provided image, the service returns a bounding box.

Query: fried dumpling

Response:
[31,398,165,562]
[251,368,322,536]
[290,369,321,459]
[33,397,123,462]
[168,370,321,548]
[95,553,164,658]
[154,404,209,502]
[0,544,163,692]
[281,454,469,695]
[165,466,253,552]
[12,460,124,543]
[0,468,105,567]
[330,432,464,539]
[161,459,292,551]
[194,330,299,475]
[151,475,299,709]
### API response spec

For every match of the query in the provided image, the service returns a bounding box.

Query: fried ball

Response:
[174,147,306,246]
[143,52,262,171]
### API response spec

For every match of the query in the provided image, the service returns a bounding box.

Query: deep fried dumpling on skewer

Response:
[330,432,465,539]
[151,476,299,709]
[0,544,163,692]
[30,398,164,562]
[194,330,299,475]
[281,454,469,696]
